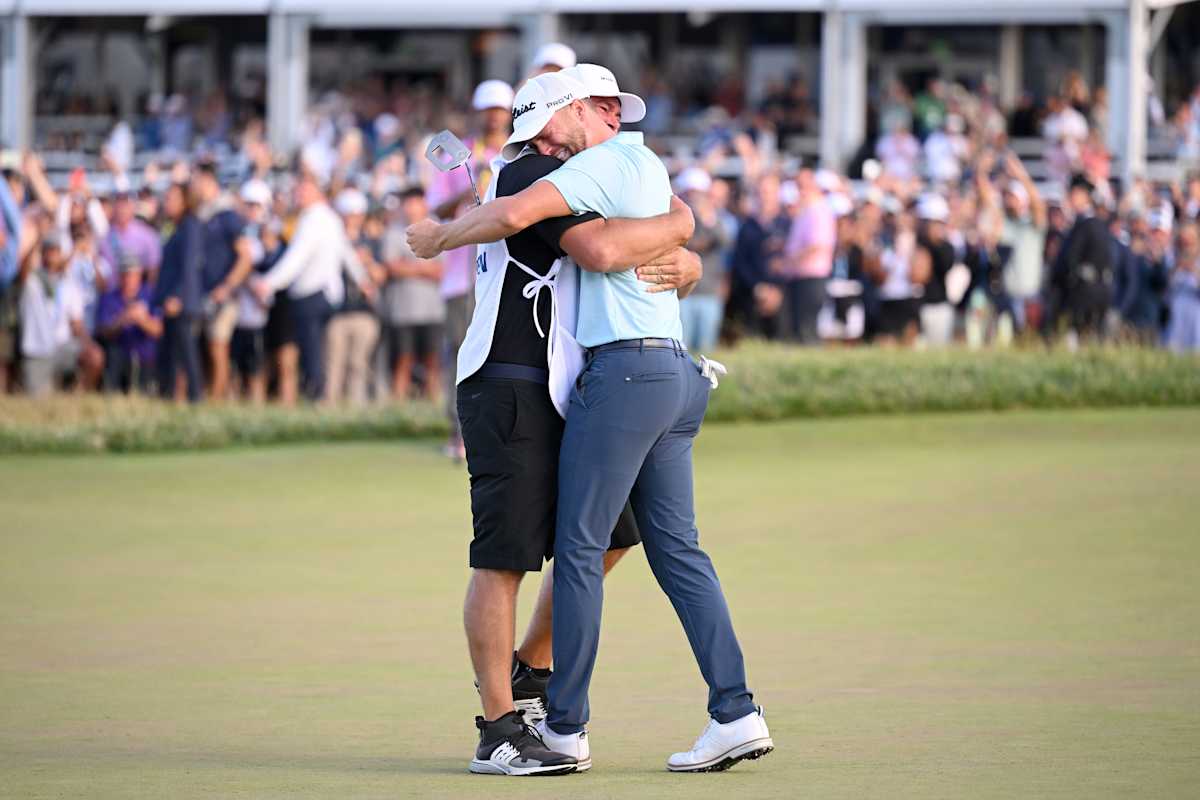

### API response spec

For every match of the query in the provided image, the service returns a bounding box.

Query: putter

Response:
[426,130,481,206]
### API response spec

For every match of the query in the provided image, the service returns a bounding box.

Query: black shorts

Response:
[877,298,920,337]
[230,328,266,375]
[387,323,444,360]
[265,291,296,350]
[457,376,641,572]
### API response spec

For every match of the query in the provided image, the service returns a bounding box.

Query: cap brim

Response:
[502,112,552,161]
[617,92,646,123]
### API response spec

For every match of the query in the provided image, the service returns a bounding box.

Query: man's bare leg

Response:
[464,568,524,721]
[209,340,231,401]
[247,372,266,405]
[276,344,299,407]
[516,547,631,671]
[423,352,442,404]
[392,354,414,400]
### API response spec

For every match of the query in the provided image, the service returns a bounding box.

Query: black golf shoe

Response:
[469,710,578,776]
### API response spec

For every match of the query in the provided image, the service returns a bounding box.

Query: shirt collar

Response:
[613,132,643,145]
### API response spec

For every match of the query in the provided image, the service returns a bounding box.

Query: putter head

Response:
[426,130,472,173]
[425,130,481,205]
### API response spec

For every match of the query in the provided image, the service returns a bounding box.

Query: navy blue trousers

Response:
[158,314,202,404]
[291,291,332,402]
[547,343,755,734]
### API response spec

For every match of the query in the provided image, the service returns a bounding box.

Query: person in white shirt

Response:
[231,180,279,404]
[876,120,921,182]
[869,209,930,346]
[252,175,370,401]
[923,115,968,185]
[18,232,104,396]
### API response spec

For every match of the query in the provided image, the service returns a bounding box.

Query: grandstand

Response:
[2,0,1197,188]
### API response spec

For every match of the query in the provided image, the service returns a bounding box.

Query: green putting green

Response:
[2,408,1198,799]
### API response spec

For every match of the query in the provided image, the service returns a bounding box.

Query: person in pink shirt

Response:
[781,168,835,344]
[426,80,514,460]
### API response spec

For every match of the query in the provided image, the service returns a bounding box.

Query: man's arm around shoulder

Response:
[407,181,573,259]
[558,197,695,273]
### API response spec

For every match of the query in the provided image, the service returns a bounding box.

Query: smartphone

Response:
[69,167,86,193]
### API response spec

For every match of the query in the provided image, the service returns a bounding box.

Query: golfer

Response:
[425,71,701,776]
[408,71,773,774]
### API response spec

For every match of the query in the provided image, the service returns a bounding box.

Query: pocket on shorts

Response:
[458,381,521,445]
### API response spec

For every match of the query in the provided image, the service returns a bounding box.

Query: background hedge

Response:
[2,345,1197,454]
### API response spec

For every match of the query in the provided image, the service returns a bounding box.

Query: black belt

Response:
[474,362,549,385]
[587,338,685,357]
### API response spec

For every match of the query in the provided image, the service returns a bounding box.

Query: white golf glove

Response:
[698,356,728,390]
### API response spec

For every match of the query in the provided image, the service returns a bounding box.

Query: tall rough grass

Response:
[2,345,1197,454]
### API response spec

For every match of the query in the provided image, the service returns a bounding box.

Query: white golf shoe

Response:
[666,706,775,772]
[534,719,592,772]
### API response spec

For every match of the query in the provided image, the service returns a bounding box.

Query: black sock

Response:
[514,652,551,677]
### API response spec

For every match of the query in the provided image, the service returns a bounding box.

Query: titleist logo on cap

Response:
[513,102,536,121]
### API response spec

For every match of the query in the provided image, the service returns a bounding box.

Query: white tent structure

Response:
[2,0,1194,183]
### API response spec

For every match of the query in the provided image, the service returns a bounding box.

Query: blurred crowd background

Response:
[3,21,1200,415]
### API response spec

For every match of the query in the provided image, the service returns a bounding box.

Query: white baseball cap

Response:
[1147,207,1173,233]
[917,194,950,222]
[780,180,801,207]
[335,188,368,216]
[814,168,841,193]
[532,42,577,71]
[374,113,401,140]
[562,63,646,123]
[828,193,855,218]
[673,166,712,195]
[1004,181,1029,204]
[473,79,515,112]
[239,179,272,206]
[502,72,590,161]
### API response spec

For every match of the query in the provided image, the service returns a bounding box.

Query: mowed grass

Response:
[1,409,1198,799]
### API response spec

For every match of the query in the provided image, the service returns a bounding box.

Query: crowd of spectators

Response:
[3,47,1200,417]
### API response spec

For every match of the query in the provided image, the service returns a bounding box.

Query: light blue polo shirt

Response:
[538,132,683,348]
